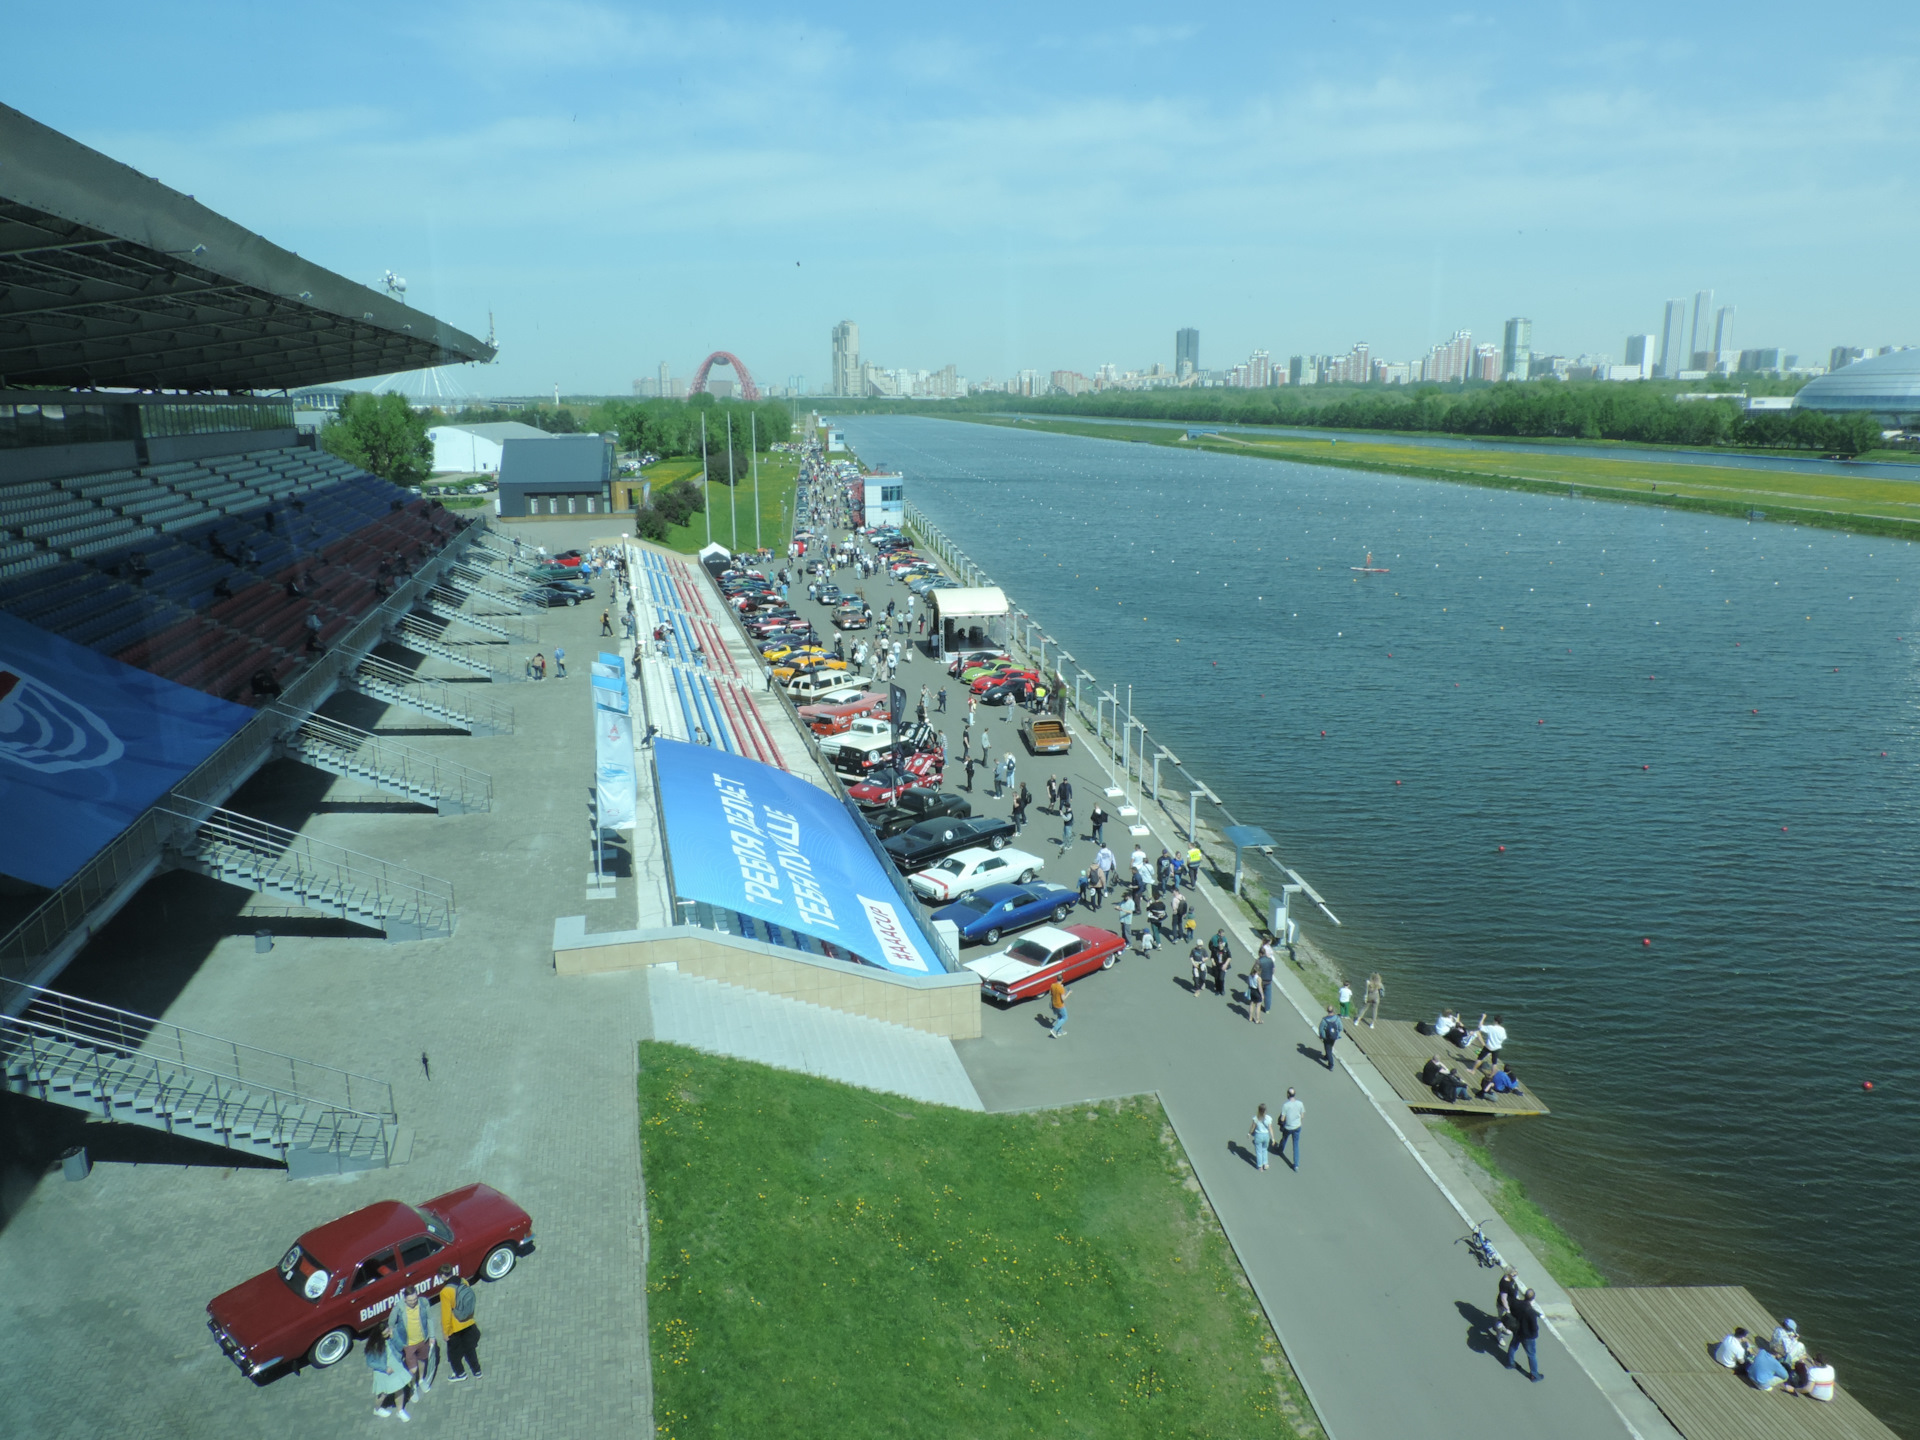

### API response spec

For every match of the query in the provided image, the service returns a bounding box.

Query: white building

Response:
[427,421,552,474]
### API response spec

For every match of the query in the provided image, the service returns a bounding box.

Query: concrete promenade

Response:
[790,501,1677,1440]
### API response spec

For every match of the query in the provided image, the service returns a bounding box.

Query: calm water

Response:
[841,414,1920,1433]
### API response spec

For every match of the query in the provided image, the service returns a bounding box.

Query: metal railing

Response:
[423,587,539,643]
[2,978,396,1166]
[277,710,494,813]
[351,655,515,734]
[158,803,457,938]
[396,616,518,680]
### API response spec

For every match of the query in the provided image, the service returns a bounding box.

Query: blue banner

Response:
[0,611,252,888]
[653,738,939,974]
[594,706,636,831]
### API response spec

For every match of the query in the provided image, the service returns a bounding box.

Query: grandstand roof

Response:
[0,103,495,393]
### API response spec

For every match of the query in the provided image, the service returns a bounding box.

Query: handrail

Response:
[2,978,396,1122]
[279,710,493,812]
[157,802,456,929]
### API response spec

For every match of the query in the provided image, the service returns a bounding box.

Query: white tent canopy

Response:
[930,586,1008,623]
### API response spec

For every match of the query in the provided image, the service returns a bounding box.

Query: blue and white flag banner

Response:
[591,670,629,714]
[0,610,252,887]
[653,738,938,974]
[594,706,636,830]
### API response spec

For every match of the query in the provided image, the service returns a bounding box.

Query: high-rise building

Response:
[1830,345,1866,372]
[1288,355,1315,386]
[1712,307,1735,368]
[658,360,671,398]
[1689,290,1714,371]
[831,321,860,396]
[1475,344,1501,381]
[1422,330,1473,383]
[1624,335,1656,379]
[1176,327,1199,380]
[1657,300,1688,378]
[1244,350,1272,388]
[1502,318,1532,381]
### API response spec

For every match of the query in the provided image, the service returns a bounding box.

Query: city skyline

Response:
[3,2,1915,392]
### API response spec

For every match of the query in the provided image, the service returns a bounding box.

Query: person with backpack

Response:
[1318,1006,1343,1070]
[438,1265,483,1380]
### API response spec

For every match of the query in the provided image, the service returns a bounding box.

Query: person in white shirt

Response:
[1475,1014,1508,1072]
[1793,1354,1835,1402]
[1712,1328,1753,1368]
[1771,1319,1806,1365]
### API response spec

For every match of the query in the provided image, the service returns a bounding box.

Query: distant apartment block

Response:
[1421,330,1474,383]
[1657,300,1688,378]
[832,320,860,396]
[1502,318,1531,381]
[1176,327,1199,380]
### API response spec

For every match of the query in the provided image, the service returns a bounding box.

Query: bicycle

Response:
[1458,1218,1505,1269]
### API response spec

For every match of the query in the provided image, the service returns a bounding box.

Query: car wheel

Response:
[1053,903,1071,921]
[1020,868,1038,884]
[482,1244,518,1281]
[984,928,1001,945]
[989,835,1007,850]
[1102,952,1117,970]
[309,1327,354,1368]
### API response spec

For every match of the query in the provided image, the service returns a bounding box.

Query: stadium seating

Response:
[0,443,469,705]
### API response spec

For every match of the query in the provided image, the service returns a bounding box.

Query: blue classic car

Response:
[931,882,1079,946]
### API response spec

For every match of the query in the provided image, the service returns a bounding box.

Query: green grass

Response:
[966,415,1920,541]
[647,454,800,556]
[1425,1119,1607,1290]
[642,1043,1322,1440]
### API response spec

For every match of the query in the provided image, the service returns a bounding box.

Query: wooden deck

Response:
[1343,1017,1550,1117]
[1570,1286,1898,1440]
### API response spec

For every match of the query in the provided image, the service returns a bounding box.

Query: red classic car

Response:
[970,666,1039,695]
[847,763,940,805]
[206,1183,533,1378]
[961,923,1126,1003]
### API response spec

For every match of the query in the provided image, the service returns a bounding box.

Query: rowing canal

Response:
[837,412,1920,1433]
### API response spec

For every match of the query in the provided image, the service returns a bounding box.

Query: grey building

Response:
[1502,318,1531,381]
[1688,289,1715,371]
[497,432,614,518]
[1657,299,1688,377]
[1176,327,1199,380]
[1796,348,1920,427]
[832,321,860,396]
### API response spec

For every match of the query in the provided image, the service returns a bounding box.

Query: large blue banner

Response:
[653,738,940,974]
[0,611,253,888]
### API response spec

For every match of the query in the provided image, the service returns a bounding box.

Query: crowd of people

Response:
[1713,1319,1837,1401]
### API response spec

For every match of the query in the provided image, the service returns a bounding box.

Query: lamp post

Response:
[1152,746,1177,802]
[701,415,711,546]
[727,418,737,552]
[751,411,761,553]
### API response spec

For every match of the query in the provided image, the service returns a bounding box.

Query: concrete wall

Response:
[553,917,981,1039]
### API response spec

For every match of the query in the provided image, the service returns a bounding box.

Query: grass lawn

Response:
[642,1044,1321,1440]
[968,415,1920,540]
[647,454,800,556]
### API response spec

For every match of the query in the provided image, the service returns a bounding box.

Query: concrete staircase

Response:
[446,562,539,609]
[159,803,457,940]
[1,980,400,1177]
[420,585,539,643]
[345,656,514,735]
[647,968,982,1110]
[275,711,493,814]
[396,616,520,681]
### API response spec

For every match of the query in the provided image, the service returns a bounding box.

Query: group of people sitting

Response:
[1713,1320,1835,1401]
[1420,1055,1522,1103]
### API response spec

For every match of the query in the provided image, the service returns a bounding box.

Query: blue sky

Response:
[5,2,1915,393]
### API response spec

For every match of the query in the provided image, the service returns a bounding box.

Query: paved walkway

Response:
[647,968,983,1110]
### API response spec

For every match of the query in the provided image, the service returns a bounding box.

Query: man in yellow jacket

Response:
[436,1265,483,1380]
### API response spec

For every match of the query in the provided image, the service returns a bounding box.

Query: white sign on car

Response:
[908,846,1045,902]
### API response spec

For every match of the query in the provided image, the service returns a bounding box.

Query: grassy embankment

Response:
[648,453,800,556]
[963,415,1920,540]
[642,1043,1323,1440]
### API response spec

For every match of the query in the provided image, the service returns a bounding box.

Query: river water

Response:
[839,414,1920,1433]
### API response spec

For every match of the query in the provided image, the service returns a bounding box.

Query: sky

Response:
[5,1,1916,394]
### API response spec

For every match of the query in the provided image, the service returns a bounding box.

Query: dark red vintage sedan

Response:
[206,1183,533,1378]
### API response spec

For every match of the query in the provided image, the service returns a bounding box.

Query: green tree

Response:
[321,392,432,486]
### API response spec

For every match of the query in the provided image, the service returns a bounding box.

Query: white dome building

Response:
[1795,349,1920,428]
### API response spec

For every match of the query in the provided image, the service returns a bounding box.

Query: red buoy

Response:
[1864,1081,1875,1091]
[1643,764,1650,770]
[1395,780,1402,785]
[1642,938,1652,946]
[1498,845,1506,852]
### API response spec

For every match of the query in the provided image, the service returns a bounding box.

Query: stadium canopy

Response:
[0,103,495,392]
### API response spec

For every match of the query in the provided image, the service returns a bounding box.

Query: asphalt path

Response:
[778,488,1657,1440]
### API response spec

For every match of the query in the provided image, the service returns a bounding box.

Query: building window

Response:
[567,496,577,514]
[586,497,596,513]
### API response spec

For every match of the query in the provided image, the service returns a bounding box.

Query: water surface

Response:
[841,413,1920,1434]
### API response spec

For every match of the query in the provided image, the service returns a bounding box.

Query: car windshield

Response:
[416,1207,454,1244]
[277,1244,330,1302]
[1007,940,1056,964]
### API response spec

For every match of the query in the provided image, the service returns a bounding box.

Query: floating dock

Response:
[1570,1286,1897,1440]
[1343,1018,1550,1117]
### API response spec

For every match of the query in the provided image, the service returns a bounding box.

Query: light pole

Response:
[751,411,761,553]
[1152,747,1177,802]
[701,415,711,546]
[727,417,737,552]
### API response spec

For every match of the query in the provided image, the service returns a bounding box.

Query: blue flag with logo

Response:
[0,611,252,887]
[653,738,939,973]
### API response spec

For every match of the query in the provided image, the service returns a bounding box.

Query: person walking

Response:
[1045,776,1058,812]
[1318,1006,1343,1070]
[1246,962,1264,1021]
[1145,894,1167,948]
[1013,782,1031,832]
[1337,979,1352,1020]
[1359,972,1385,1029]
[1095,844,1115,888]
[1211,936,1231,997]
[1249,1103,1273,1172]
[1186,844,1203,887]
[368,1318,417,1420]
[1047,978,1070,1039]
[553,646,566,678]
[1169,891,1190,942]
[1003,753,1017,796]
[1505,1288,1544,1381]
[937,687,947,713]
[1189,944,1208,996]
[1057,777,1073,814]
[600,609,613,636]
[964,755,977,792]
[1059,801,1075,845]
[1256,941,1278,1020]
[437,1265,483,1380]
[1277,1088,1303,1170]
[1116,894,1135,950]
[1090,803,1108,846]
[394,1286,442,1397]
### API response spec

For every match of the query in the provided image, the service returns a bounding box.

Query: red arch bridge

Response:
[688,351,760,401]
